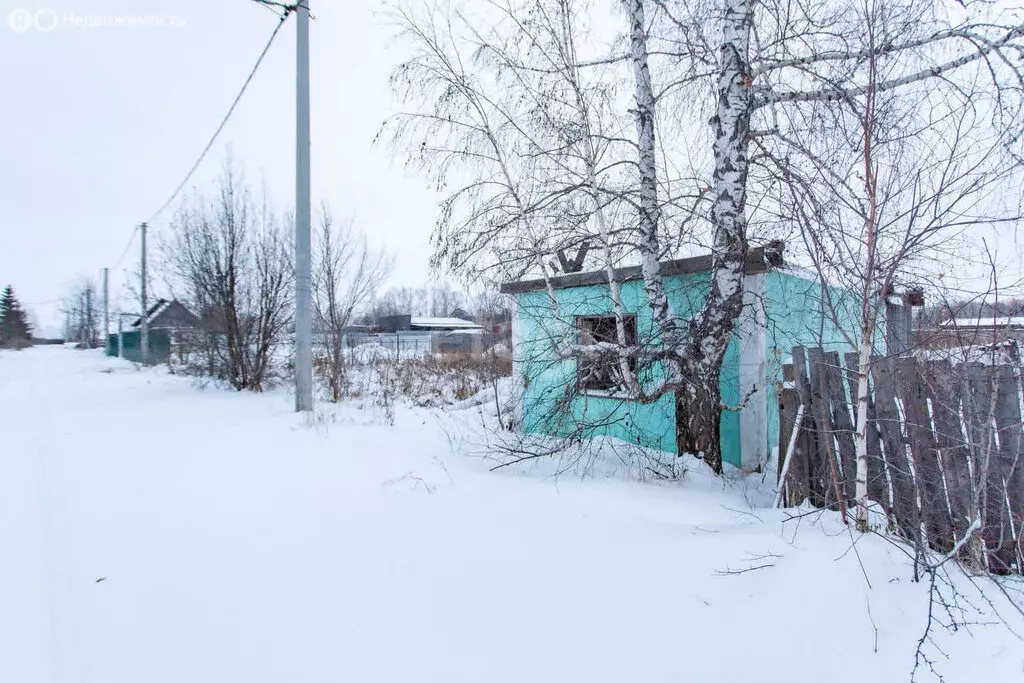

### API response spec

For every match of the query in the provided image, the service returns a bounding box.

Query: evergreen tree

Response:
[0,285,31,347]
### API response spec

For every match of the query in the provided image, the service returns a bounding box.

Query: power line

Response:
[111,226,139,272]
[251,0,297,16]
[144,6,295,225]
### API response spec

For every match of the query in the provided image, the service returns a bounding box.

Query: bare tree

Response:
[751,0,1024,527]
[165,162,294,391]
[63,278,101,348]
[313,207,391,401]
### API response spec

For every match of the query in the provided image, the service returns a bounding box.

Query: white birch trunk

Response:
[625,0,679,356]
[700,0,752,357]
[674,0,754,472]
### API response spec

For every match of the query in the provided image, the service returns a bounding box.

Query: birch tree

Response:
[313,208,391,401]
[387,0,1024,473]
[736,0,1024,524]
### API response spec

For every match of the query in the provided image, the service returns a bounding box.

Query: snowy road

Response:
[1,347,1021,682]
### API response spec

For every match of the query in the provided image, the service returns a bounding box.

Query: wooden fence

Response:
[778,346,1024,574]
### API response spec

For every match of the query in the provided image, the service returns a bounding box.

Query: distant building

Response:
[377,315,483,334]
[130,299,203,332]
[370,314,485,355]
[916,316,1024,350]
[108,299,204,364]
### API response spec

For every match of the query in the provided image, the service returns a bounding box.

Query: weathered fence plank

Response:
[897,357,953,552]
[962,363,1004,572]
[778,381,809,506]
[824,351,856,502]
[924,360,975,555]
[994,365,1024,571]
[808,347,842,508]
[843,352,886,505]
[871,357,919,540]
[792,347,826,507]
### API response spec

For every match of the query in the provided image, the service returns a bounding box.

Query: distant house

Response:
[131,299,203,332]
[108,299,204,364]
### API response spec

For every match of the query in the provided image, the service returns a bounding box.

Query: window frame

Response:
[575,313,638,395]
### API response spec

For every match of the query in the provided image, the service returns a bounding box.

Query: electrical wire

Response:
[66,1,297,312]
[251,0,297,15]
[110,226,139,272]
[143,5,295,225]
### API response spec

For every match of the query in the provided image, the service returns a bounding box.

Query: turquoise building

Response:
[501,247,861,471]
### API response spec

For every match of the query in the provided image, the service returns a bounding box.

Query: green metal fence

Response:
[106,329,170,363]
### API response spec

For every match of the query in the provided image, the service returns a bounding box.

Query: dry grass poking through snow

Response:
[316,349,512,414]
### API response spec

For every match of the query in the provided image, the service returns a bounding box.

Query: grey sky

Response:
[1,0,438,335]
[3,0,1022,336]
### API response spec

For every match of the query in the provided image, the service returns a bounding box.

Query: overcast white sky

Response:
[3,0,1022,336]
[1,0,439,335]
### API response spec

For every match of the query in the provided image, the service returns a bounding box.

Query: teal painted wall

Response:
[761,270,861,458]
[516,268,860,468]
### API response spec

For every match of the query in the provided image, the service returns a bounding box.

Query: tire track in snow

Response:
[27,360,85,683]
[0,362,53,683]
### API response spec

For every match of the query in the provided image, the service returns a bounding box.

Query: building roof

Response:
[940,316,1024,328]
[409,317,483,330]
[499,243,783,294]
[130,299,202,329]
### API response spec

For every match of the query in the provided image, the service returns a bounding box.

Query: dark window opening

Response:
[576,314,637,392]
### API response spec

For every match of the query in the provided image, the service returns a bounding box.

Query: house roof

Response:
[499,243,783,294]
[130,299,202,329]
[130,299,171,327]
[940,316,1024,329]
[409,317,483,330]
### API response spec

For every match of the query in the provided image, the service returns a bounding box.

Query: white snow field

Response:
[1,346,1022,683]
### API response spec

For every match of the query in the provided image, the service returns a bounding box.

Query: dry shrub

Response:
[336,350,511,408]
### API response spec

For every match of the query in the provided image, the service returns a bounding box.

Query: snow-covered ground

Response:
[1,346,1021,683]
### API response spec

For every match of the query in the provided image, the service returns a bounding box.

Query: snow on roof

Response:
[130,299,172,328]
[940,316,1024,328]
[410,317,482,330]
[443,328,484,336]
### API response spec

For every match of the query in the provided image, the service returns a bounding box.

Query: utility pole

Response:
[294,0,313,412]
[140,222,149,365]
[83,287,91,346]
[102,267,109,350]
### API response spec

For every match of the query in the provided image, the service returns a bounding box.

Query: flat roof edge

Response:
[500,245,778,295]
